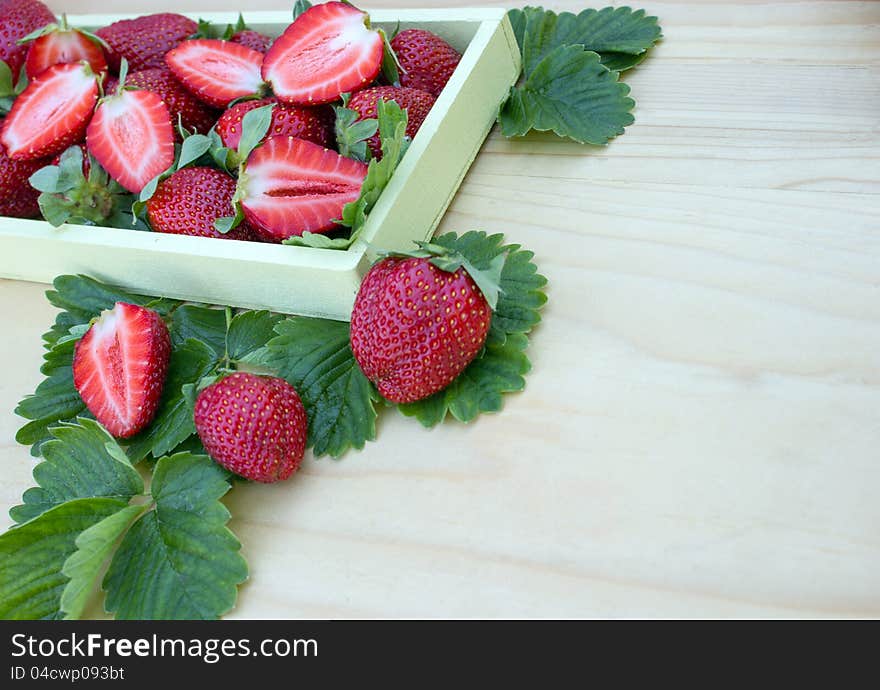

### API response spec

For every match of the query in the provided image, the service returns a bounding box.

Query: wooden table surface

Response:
[2,0,878,619]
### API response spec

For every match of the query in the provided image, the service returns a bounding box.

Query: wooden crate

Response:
[0,7,521,320]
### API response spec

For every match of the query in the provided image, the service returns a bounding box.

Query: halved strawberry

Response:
[165,39,264,109]
[262,2,383,105]
[0,62,98,160]
[86,88,174,193]
[239,135,367,242]
[73,302,171,439]
[22,17,108,79]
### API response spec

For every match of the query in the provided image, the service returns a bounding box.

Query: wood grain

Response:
[1,0,878,618]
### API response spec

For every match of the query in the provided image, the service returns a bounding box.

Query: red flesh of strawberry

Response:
[73,302,171,439]
[95,13,197,73]
[240,135,367,242]
[262,1,383,105]
[126,67,219,139]
[25,28,108,80]
[86,89,175,193]
[165,39,264,109]
[146,167,255,241]
[0,63,97,160]
[194,372,308,483]
[350,257,493,403]
[215,98,334,151]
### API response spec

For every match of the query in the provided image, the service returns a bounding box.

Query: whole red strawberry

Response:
[194,373,308,483]
[126,67,219,138]
[231,29,272,54]
[96,13,197,73]
[0,0,56,80]
[73,302,171,438]
[350,251,495,403]
[390,29,461,97]
[347,86,436,159]
[146,166,255,241]
[215,98,334,151]
[0,144,49,217]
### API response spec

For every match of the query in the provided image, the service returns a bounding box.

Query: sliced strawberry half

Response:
[165,39,264,108]
[73,302,171,439]
[239,136,368,242]
[86,88,175,193]
[0,62,98,160]
[23,21,108,79]
[262,1,383,105]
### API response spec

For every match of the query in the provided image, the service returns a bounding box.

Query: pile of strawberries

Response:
[0,0,462,242]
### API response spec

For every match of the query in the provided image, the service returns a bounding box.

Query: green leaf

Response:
[214,204,244,234]
[508,6,662,74]
[0,59,14,97]
[10,418,144,524]
[379,29,401,86]
[170,305,228,361]
[227,310,283,362]
[103,453,247,620]
[237,103,274,161]
[0,498,130,620]
[432,231,548,345]
[177,133,213,170]
[60,505,147,620]
[15,341,87,455]
[124,339,218,462]
[498,45,634,145]
[29,165,62,193]
[600,51,648,73]
[281,231,358,250]
[292,0,312,21]
[249,318,378,457]
[398,333,531,426]
[334,104,377,163]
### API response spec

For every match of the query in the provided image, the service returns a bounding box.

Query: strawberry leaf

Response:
[246,318,378,458]
[398,334,531,427]
[226,310,283,362]
[60,505,147,620]
[334,103,377,163]
[0,498,131,620]
[10,418,143,524]
[237,103,274,162]
[103,453,247,620]
[508,6,662,75]
[292,0,313,21]
[176,133,213,169]
[124,339,218,462]
[170,305,228,361]
[379,28,402,86]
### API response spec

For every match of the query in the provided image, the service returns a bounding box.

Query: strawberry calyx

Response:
[28,144,132,227]
[385,241,505,311]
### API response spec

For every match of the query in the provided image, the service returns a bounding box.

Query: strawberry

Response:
[126,67,219,138]
[194,372,308,483]
[231,29,272,54]
[165,39,264,109]
[95,13,197,74]
[86,82,175,193]
[146,167,255,241]
[349,250,495,403]
[215,98,334,151]
[73,302,171,439]
[390,29,461,97]
[262,1,383,105]
[0,0,56,81]
[347,86,436,159]
[22,16,108,80]
[0,144,49,217]
[238,135,367,242]
[0,62,98,160]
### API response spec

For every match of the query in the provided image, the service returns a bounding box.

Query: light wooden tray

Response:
[0,7,521,320]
